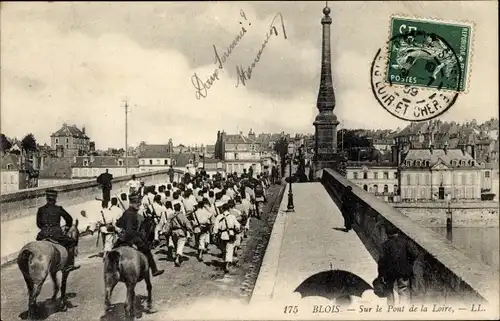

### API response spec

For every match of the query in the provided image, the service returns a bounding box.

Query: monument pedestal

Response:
[310,157,340,181]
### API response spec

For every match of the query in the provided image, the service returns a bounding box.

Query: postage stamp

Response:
[371,16,474,122]
[386,17,473,92]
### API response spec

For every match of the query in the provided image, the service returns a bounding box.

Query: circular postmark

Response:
[371,30,463,122]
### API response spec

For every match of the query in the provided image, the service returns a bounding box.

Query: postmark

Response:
[371,17,473,122]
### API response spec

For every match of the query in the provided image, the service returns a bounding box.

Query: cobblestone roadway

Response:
[1,184,284,321]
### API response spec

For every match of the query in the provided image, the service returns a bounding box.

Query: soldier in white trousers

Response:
[170,203,193,267]
[213,203,241,273]
[191,200,213,262]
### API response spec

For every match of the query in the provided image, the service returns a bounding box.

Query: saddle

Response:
[40,238,61,245]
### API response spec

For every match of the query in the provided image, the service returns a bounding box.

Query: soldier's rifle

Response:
[96,209,108,248]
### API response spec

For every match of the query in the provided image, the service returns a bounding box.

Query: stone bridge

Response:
[1,168,498,320]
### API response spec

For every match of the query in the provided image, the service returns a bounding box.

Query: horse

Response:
[103,246,155,320]
[391,38,459,83]
[17,220,80,319]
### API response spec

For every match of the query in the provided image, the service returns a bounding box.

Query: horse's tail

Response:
[105,250,121,273]
[17,249,33,274]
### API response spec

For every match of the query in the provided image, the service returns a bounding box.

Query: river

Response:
[429,227,499,268]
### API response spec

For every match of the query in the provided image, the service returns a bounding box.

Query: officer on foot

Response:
[36,190,80,273]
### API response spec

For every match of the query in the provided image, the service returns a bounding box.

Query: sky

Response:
[1,1,498,149]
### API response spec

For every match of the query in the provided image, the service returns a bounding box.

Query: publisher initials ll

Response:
[471,304,485,312]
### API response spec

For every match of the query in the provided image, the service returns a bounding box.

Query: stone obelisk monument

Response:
[311,3,340,180]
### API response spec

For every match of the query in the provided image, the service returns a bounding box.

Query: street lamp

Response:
[446,193,453,240]
[287,143,295,212]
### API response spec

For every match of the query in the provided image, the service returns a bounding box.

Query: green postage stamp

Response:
[386,17,472,92]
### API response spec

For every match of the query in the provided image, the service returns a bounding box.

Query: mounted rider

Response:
[35,189,80,273]
[113,193,165,277]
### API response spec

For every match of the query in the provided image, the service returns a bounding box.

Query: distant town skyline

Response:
[1,2,498,149]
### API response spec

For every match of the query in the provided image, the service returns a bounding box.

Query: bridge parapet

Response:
[322,168,499,306]
[0,169,185,222]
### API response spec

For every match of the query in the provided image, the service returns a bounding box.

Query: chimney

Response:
[82,126,86,135]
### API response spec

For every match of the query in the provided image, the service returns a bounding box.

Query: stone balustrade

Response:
[322,168,499,306]
[0,169,185,222]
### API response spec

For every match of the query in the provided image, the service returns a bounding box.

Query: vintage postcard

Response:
[0,1,498,320]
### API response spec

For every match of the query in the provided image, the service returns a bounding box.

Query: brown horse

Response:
[17,220,80,319]
[103,246,155,320]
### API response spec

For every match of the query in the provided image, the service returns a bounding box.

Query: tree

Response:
[21,133,37,153]
[0,134,12,153]
[273,136,288,177]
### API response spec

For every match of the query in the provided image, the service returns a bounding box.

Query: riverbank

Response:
[393,202,499,228]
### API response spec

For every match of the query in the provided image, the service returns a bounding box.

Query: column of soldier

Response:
[99,168,273,275]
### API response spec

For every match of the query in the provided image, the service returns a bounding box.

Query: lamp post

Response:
[446,193,453,240]
[287,143,295,212]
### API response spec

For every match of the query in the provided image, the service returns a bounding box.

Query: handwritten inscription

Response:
[191,10,250,99]
[235,13,288,88]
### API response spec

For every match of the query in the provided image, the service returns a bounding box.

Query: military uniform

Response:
[114,198,164,277]
[36,202,76,247]
[36,190,79,272]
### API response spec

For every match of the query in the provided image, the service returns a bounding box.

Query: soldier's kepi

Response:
[36,189,80,272]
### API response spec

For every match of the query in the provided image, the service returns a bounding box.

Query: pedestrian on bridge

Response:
[97,169,113,208]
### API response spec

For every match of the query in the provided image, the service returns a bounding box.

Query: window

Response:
[149,160,153,165]
[6,164,12,170]
[394,185,398,193]
[383,172,389,179]
[384,185,388,193]
[118,160,123,166]
[406,174,411,185]
[234,153,238,159]
[485,171,490,178]
[406,160,412,166]
[363,185,368,191]
[66,144,69,149]
[363,172,368,179]
[141,159,145,165]
[164,160,168,165]
[353,172,359,179]
[83,160,89,166]
[55,138,59,144]
[415,160,421,167]
[394,172,398,179]
[425,161,430,167]
[374,172,379,179]
[156,159,161,165]
[172,159,177,166]
[66,138,69,143]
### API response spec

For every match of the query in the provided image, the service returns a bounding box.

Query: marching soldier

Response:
[114,194,165,277]
[191,200,213,262]
[36,189,80,273]
[170,203,193,267]
[227,200,244,256]
[213,203,241,274]
[234,194,251,237]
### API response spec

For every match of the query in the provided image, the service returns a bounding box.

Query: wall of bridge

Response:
[0,169,185,222]
[322,168,499,306]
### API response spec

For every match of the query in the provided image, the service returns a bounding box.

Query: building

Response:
[38,157,78,187]
[196,158,225,177]
[50,123,91,157]
[399,146,481,201]
[480,161,500,201]
[71,156,140,179]
[137,144,173,171]
[372,138,395,153]
[1,154,20,193]
[346,162,399,202]
[215,129,263,175]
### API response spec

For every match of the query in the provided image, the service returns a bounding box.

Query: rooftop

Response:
[138,144,171,158]
[51,124,89,139]
[401,148,478,168]
[72,156,139,168]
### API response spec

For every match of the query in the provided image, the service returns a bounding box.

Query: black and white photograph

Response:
[0,1,498,320]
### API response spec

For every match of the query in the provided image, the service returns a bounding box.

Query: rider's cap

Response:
[46,189,58,200]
